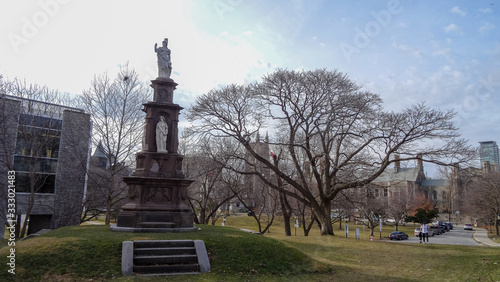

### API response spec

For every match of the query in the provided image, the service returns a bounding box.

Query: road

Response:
[390,228,480,246]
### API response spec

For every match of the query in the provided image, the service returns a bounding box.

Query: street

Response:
[390,229,480,246]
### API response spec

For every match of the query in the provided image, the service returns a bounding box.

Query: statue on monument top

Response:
[154,38,172,78]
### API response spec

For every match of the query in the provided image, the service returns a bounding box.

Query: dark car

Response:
[437,221,449,231]
[390,231,409,240]
[445,222,454,230]
[430,225,443,235]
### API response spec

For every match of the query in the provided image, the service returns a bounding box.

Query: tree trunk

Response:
[20,198,33,238]
[105,200,112,225]
[313,203,334,235]
[200,209,206,224]
[256,216,263,233]
[20,182,36,238]
[303,214,315,236]
[279,192,292,236]
[105,175,115,225]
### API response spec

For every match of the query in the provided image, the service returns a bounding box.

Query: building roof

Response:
[421,179,449,187]
[374,167,420,183]
[93,141,107,159]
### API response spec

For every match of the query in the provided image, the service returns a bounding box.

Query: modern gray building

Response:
[479,141,499,171]
[0,95,91,236]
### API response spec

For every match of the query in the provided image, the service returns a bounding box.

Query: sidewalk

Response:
[473,228,500,247]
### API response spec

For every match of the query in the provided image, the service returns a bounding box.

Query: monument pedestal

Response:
[111,177,197,232]
[111,72,196,233]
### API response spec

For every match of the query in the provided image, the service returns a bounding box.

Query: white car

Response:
[464,223,473,230]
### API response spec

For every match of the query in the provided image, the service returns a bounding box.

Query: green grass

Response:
[0,217,499,281]
[0,224,328,281]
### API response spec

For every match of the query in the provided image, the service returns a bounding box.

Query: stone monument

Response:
[111,38,196,232]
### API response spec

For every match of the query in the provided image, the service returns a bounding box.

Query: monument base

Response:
[112,176,196,233]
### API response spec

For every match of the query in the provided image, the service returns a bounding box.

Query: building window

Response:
[432,190,438,200]
[375,189,379,197]
[384,189,388,197]
[12,114,62,194]
[424,191,429,199]
[15,172,56,193]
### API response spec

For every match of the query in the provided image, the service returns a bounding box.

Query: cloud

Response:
[479,7,493,14]
[478,22,495,34]
[443,23,460,33]
[450,6,466,16]
[432,48,454,63]
[392,43,422,57]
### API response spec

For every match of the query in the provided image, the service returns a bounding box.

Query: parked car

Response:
[414,227,435,236]
[445,222,454,230]
[435,221,449,232]
[464,223,473,230]
[414,227,421,236]
[430,225,443,235]
[390,231,409,240]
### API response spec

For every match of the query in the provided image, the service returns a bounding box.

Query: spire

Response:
[265,131,269,143]
[256,131,260,143]
[93,141,107,158]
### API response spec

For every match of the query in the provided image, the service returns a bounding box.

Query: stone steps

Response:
[122,240,210,276]
[135,247,196,256]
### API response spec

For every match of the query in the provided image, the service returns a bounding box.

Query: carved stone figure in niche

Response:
[154,38,172,78]
[156,116,168,153]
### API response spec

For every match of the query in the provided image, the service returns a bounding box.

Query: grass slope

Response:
[0,224,329,281]
[1,216,499,281]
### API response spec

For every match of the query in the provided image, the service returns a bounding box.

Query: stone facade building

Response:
[372,155,482,223]
[0,95,91,236]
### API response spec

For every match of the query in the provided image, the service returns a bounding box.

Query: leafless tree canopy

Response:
[187,69,476,235]
[181,133,238,225]
[79,65,150,224]
[466,171,500,235]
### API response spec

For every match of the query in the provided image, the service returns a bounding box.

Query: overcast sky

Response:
[1,0,499,175]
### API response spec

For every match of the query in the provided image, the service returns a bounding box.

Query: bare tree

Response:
[341,186,387,236]
[182,135,238,225]
[80,162,109,222]
[79,65,150,225]
[467,171,500,235]
[187,69,476,235]
[385,185,417,230]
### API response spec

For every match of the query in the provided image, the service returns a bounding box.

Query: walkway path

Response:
[473,228,500,247]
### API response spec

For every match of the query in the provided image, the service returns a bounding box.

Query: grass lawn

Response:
[0,216,498,281]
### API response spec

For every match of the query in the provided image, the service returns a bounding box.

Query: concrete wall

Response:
[0,98,21,238]
[52,110,91,229]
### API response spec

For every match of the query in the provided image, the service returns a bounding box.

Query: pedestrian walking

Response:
[421,223,429,244]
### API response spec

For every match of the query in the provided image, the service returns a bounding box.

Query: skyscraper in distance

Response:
[479,141,499,169]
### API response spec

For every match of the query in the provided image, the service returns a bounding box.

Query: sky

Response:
[1,0,499,176]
